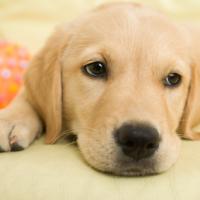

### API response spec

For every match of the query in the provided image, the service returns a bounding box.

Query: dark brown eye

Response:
[83,61,107,78]
[163,73,182,87]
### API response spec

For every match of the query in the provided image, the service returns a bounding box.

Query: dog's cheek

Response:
[71,77,106,117]
[77,131,118,173]
[154,132,181,173]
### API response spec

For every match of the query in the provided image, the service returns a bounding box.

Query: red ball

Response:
[0,40,31,108]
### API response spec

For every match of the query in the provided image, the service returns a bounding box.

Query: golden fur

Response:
[0,2,200,176]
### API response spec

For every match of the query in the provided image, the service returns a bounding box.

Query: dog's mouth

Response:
[113,168,157,176]
[78,138,180,176]
[107,151,159,176]
[66,128,180,176]
[78,141,160,176]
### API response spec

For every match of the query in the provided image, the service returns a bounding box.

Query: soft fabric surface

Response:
[0,0,200,199]
[0,138,200,200]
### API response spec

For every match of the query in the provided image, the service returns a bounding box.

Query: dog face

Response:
[25,3,200,176]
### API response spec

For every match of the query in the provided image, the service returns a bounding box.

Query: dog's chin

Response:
[113,169,157,176]
[85,155,176,176]
[79,144,180,176]
[83,155,169,176]
[111,168,158,176]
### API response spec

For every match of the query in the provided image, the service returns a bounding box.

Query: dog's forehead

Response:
[69,4,188,59]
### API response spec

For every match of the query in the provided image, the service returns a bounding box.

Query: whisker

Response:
[79,127,99,133]
[66,141,77,146]
[54,126,102,143]
[61,128,75,133]
[54,130,75,142]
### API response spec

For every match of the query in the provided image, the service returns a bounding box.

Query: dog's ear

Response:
[179,25,200,140]
[24,27,69,144]
[179,64,200,140]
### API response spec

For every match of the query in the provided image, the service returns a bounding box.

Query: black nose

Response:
[114,123,160,161]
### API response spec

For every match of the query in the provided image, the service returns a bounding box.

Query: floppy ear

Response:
[179,64,200,140]
[179,25,200,140]
[24,27,69,144]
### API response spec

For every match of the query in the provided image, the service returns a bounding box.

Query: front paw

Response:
[0,120,39,152]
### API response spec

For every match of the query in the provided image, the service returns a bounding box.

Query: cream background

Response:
[0,1,200,199]
[0,0,200,53]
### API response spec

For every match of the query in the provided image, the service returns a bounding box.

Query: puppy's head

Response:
[25,3,200,176]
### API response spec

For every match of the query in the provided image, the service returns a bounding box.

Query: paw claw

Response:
[0,119,41,152]
[11,143,24,152]
[0,146,6,152]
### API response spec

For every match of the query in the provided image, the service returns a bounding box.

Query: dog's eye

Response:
[83,61,107,78]
[163,73,182,87]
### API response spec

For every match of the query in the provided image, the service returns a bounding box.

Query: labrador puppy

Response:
[0,2,200,176]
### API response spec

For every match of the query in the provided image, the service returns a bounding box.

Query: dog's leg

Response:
[0,88,42,152]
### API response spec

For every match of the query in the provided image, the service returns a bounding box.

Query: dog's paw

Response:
[0,120,39,152]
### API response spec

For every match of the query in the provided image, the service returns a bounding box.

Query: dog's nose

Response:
[114,123,160,161]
